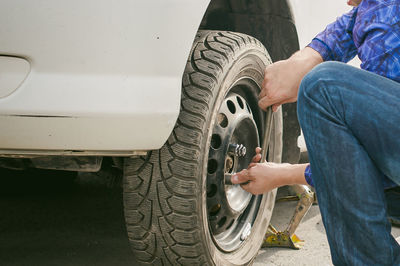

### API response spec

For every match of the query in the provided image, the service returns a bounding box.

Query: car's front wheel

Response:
[123,31,282,265]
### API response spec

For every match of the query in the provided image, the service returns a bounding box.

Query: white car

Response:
[0,1,347,265]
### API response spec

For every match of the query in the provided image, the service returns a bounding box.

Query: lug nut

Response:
[228,144,246,157]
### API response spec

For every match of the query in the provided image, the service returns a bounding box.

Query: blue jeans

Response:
[297,62,400,265]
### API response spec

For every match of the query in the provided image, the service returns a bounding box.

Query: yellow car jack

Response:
[263,184,315,250]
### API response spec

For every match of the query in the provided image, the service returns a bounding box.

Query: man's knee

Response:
[299,61,347,99]
[298,62,348,118]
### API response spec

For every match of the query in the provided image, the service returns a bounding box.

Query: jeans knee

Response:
[299,62,345,98]
[298,62,347,122]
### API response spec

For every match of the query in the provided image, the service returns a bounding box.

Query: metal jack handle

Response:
[285,185,314,237]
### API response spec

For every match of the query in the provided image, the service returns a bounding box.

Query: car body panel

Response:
[0,0,209,152]
[0,56,30,98]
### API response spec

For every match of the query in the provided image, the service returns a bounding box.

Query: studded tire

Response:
[123,31,283,266]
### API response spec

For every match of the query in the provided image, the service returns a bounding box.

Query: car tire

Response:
[123,30,282,265]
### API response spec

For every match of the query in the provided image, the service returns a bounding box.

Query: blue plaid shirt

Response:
[308,0,400,82]
[305,0,400,188]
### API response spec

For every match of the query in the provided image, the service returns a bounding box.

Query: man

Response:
[231,0,400,264]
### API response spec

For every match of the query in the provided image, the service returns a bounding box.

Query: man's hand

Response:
[258,47,323,111]
[259,59,302,112]
[231,148,309,195]
[231,162,292,195]
[347,0,362,7]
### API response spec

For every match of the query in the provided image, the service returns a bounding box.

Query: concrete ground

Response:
[255,194,333,265]
[0,168,399,265]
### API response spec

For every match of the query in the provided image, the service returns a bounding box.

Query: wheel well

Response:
[199,0,302,163]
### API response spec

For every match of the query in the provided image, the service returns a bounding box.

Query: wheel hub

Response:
[207,93,260,237]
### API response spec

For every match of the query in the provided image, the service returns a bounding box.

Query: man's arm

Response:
[259,8,358,111]
[258,47,323,111]
[231,162,309,195]
[231,148,309,194]
[308,8,358,63]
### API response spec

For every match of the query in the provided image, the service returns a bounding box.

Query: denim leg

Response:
[297,62,400,265]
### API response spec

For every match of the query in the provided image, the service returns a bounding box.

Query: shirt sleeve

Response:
[307,8,358,62]
[358,21,400,83]
[304,164,314,187]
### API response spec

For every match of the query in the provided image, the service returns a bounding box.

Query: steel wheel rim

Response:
[206,78,265,252]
